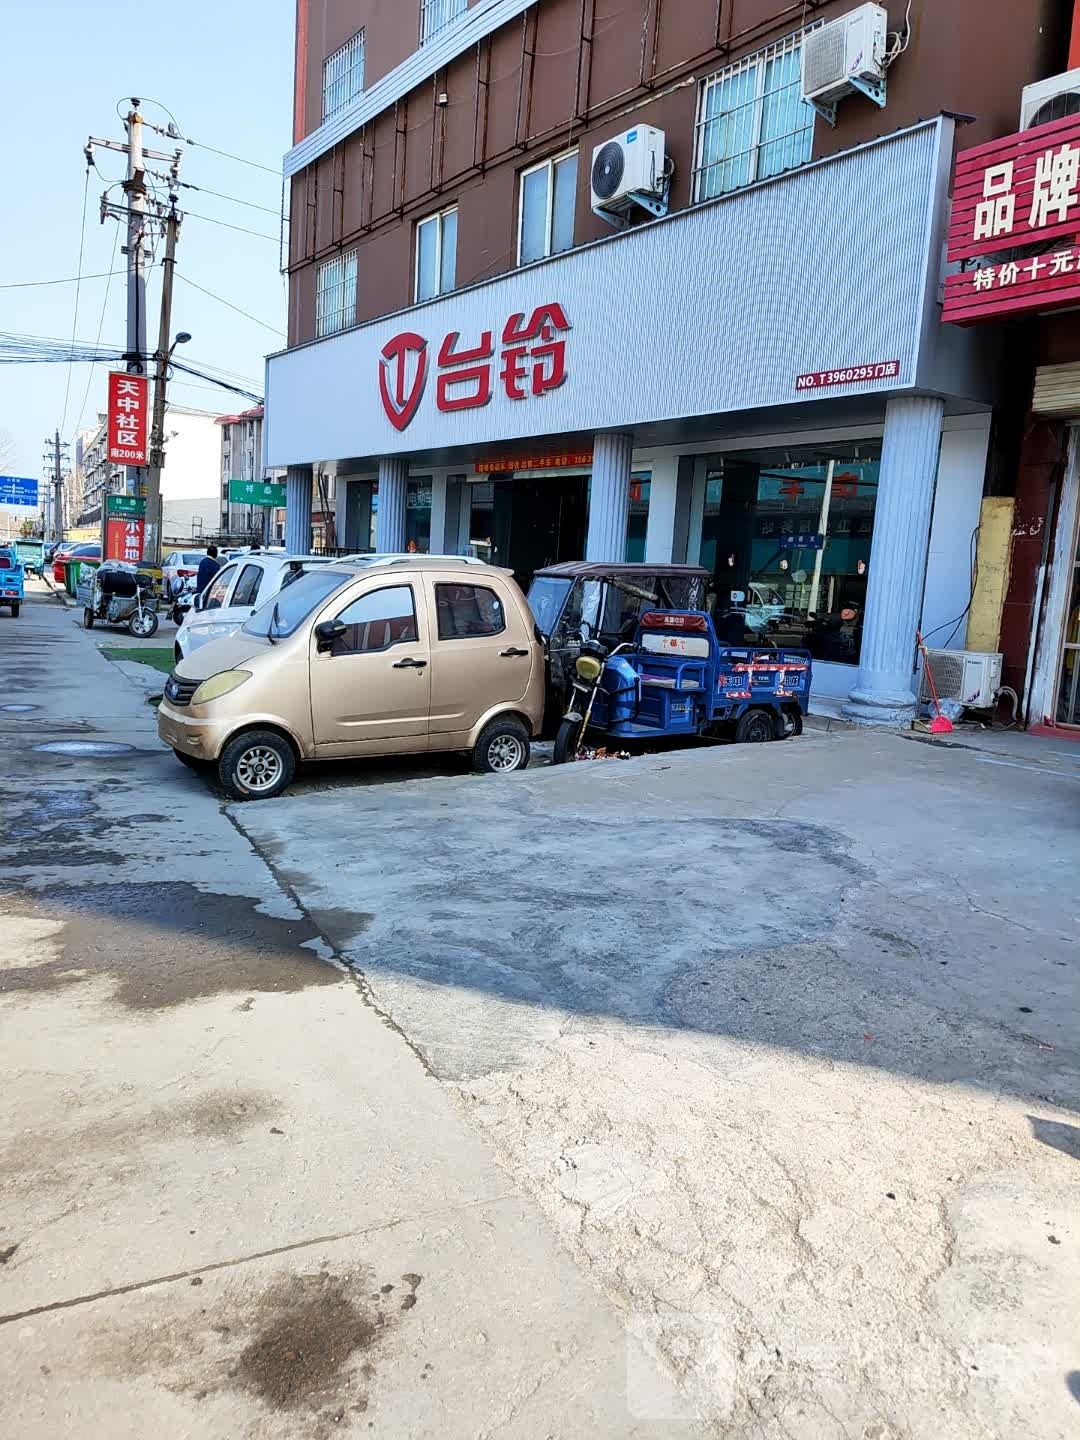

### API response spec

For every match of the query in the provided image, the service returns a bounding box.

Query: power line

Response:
[176,181,280,218]
[174,271,286,337]
[170,359,262,401]
[180,208,280,243]
[0,270,125,290]
[180,136,281,177]
[60,170,92,435]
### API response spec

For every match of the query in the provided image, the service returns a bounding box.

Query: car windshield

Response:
[182,552,204,565]
[526,576,572,636]
[241,567,350,639]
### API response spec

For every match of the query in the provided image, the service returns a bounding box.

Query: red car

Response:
[52,542,101,583]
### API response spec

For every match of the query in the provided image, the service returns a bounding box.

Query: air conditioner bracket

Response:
[810,72,887,128]
[594,177,671,231]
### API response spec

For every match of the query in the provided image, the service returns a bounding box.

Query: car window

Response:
[242,567,351,639]
[202,564,238,611]
[183,552,204,565]
[332,585,418,655]
[164,553,177,567]
[231,563,264,608]
[435,584,506,641]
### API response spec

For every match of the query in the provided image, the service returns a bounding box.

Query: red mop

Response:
[917,630,954,734]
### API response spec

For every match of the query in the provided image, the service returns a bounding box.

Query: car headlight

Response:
[191,670,251,705]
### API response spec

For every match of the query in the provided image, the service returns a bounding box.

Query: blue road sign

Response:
[0,476,40,508]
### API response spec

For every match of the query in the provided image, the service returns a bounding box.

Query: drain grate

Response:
[1,704,39,713]
[33,741,136,757]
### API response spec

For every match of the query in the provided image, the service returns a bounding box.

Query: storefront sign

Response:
[228,479,287,507]
[778,533,825,550]
[380,304,570,432]
[474,449,593,474]
[796,361,899,391]
[106,372,149,465]
[944,113,1080,324]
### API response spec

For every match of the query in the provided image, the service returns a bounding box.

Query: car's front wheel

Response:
[218,729,296,801]
[472,716,530,774]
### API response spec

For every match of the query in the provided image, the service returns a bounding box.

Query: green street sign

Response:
[228,479,287,507]
[105,494,146,516]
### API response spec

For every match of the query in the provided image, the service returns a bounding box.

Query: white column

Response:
[284,464,313,555]
[429,472,449,555]
[644,455,679,562]
[376,457,408,553]
[586,431,634,561]
[844,395,946,725]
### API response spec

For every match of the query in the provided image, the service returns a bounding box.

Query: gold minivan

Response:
[158,557,545,799]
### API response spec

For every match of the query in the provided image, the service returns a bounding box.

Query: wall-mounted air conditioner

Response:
[591,125,669,229]
[800,3,888,126]
[1020,68,1080,130]
[919,648,1003,710]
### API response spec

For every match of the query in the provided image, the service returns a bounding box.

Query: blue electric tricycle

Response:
[0,544,24,618]
[552,608,812,763]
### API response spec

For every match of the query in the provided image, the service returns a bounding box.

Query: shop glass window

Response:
[415,207,458,302]
[468,481,495,562]
[231,563,263,608]
[696,441,882,664]
[435,584,506,640]
[694,31,816,201]
[202,564,238,611]
[323,31,365,120]
[1054,515,1080,725]
[315,251,358,337]
[518,151,578,265]
[625,473,652,562]
[421,0,466,45]
[334,585,418,654]
[406,479,432,553]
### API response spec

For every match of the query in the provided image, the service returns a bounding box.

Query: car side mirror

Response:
[315,618,347,653]
[193,592,205,612]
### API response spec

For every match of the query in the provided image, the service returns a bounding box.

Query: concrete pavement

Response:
[0,583,685,1438]
[2,578,1078,1437]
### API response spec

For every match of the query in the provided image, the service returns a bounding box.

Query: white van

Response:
[175,553,333,660]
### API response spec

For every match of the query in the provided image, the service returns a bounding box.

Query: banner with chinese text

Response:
[944,113,1080,324]
[104,493,146,563]
[107,372,149,464]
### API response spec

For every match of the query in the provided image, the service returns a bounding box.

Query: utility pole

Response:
[145,192,185,568]
[42,431,68,544]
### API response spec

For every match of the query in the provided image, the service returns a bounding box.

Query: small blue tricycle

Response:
[552,608,812,763]
[0,544,24,618]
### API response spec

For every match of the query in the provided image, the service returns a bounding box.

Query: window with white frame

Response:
[415,207,458,302]
[315,251,358,337]
[517,150,578,266]
[322,31,365,120]
[693,31,817,202]
[421,0,467,46]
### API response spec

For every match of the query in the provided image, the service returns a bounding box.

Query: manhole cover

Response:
[33,741,136,757]
[1,704,38,713]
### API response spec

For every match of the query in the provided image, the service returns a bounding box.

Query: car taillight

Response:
[179,568,195,576]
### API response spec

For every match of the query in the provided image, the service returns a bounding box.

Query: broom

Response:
[916,630,954,734]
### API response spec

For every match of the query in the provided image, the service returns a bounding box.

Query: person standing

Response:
[195,545,220,594]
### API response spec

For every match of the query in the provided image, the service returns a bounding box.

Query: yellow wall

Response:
[965,497,1014,653]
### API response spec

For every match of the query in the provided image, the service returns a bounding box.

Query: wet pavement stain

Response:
[234,1271,381,1414]
[0,882,342,1011]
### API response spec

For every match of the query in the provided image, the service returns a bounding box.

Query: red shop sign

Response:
[474,450,593,474]
[379,303,570,432]
[944,113,1080,324]
[106,371,149,465]
[105,515,145,564]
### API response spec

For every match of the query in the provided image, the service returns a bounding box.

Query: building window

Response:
[693,31,816,201]
[518,151,578,265]
[420,0,466,45]
[696,440,882,665]
[315,251,358,337]
[415,208,458,302]
[323,31,365,120]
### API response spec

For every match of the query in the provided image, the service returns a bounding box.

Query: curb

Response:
[41,576,77,608]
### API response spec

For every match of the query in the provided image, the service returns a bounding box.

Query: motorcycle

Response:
[170,573,198,628]
[553,630,635,764]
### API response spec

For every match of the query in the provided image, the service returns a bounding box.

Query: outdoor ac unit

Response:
[1020,68,1080,129]
[919,648,1003,710]
[591,125,667,220]
[800,4,888,124]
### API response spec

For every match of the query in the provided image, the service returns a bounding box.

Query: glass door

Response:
[1053,508,1080,726]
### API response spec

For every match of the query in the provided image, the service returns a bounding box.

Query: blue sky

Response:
[0,0,294,494]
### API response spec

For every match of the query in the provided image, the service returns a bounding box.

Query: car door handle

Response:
[393,657,428,669]
[500,647,530,657]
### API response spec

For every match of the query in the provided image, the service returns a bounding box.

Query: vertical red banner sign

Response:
[104,517,146,562]
[106,371,149,464]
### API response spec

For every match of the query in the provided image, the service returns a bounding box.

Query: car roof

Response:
[533,561,710,580]
[328,555,508,579]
